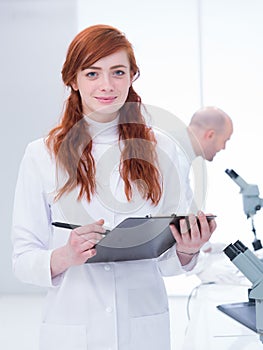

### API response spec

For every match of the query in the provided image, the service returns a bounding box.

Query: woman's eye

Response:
[114,70,125,76]
[86,71,97,78]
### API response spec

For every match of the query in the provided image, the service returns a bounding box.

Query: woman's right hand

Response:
[51,219,105,277]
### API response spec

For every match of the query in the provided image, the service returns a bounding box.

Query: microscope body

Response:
[249,283,263,338]
[225,169,263,218]
[224,241,263,342]
[225,169,263,250]
[241,185,263,218]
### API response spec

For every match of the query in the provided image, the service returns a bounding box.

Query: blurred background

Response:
[1,0,263,348]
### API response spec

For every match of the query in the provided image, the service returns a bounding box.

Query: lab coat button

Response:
[106,306,113,313]
[104,265,111,271]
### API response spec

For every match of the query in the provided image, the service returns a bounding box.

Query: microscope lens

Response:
[233,240,247,252]
[223,244,241,260]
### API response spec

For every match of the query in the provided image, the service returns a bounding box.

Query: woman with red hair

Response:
[12,24,216,349]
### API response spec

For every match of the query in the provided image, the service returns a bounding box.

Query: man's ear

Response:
[205,129,215,140]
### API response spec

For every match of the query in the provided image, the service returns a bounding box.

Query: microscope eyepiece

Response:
[223,243,241,260]
[225,169,239,179]
[233,240,247,253]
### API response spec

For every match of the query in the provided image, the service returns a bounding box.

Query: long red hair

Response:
[46,24,162,204]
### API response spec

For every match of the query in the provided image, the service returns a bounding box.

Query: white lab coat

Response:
[12,117,197,350]
[171,126,207,213]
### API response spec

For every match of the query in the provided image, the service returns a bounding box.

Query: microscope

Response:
[216,170,263,343]
[219,240,263,343]
[225,169,263,250]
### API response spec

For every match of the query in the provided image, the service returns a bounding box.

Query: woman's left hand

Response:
[169,211,217,264]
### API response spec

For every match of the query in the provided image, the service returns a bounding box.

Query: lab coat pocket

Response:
[129,312,170,350]
[39,323,87,350]
[128,285,168,317]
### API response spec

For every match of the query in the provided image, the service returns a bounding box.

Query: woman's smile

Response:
[95,96,117,103]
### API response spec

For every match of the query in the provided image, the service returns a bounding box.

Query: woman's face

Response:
[72,49,131,122]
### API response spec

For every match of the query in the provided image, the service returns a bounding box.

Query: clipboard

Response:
[86,215,216,263]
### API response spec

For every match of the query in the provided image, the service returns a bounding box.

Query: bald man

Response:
[176,106,233,213]
[188,106,233,161]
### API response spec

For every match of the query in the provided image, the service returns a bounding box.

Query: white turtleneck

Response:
[84,114,119,145]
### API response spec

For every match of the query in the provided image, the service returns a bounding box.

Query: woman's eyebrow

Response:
[85,64,128,70]
[110,64,129,69]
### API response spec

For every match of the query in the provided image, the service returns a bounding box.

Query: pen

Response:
[52,222,80,229]
[51,221,111,234]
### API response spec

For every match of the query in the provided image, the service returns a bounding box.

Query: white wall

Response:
[0,0,77,293]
